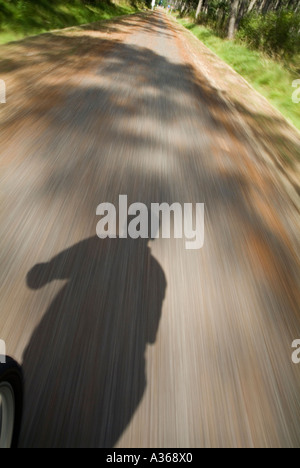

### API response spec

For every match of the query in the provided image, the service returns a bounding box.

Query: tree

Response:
[247,0,258,13]
[228,0,240,38]
[195,0,204,19]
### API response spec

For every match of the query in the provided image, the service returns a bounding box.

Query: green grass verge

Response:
[177,17,300,131]
[0,0,140,45]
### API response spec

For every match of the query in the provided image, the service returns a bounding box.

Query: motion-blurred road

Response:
[0,10,300,447]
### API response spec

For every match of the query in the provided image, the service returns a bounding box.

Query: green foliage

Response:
[178,18,300,131]
[237,10,300,58]
[0,0,146,42]
[0,1,14,23]
[194,0,229,37]
[184,1,300,58]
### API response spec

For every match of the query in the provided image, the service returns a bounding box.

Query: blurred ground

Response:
[0,10,299,447]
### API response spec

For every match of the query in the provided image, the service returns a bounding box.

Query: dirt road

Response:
[0,10,299,448]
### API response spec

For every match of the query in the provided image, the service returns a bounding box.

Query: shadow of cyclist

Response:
[21,235,166,447]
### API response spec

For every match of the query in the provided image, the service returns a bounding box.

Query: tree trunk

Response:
[195,0,204,20]
[228,0,240,39]
[263,0,273,13]
[237,0,247,25]
[247,0,258,14]
[259,0,267,12]
[181,1,187,14]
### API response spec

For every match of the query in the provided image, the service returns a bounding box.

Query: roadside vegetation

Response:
[169,0,300,130]
[175,1,300,50]
[0,0,150,44]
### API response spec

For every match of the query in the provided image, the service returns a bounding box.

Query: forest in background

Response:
[172,1,300,130]
[174,0,300,59]
[0,0,299,58]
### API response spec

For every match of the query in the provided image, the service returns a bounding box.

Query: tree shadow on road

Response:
[1,10,300,448]
[21,235,166,448]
